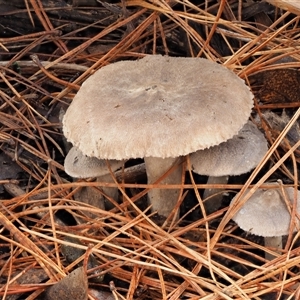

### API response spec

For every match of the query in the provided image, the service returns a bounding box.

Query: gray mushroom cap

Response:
[189,121,268,176]
[63,55,253,160]
[232,183,300,237]
[64,146,124,178]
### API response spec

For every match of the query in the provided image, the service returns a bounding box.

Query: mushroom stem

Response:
[97,173,119,210]
[114,163,146,183]
[264,236,283,260]
[203,176,228,214]
[74,183,105,221]
[144,157,184,219]
[74,173,120,219]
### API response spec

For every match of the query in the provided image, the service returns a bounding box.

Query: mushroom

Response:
[231,183,300,260]
[189,121,268,214]
[63,55,253,219]
[64,146,124,210]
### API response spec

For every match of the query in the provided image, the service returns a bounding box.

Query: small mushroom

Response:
[64,146,124,210]
[189,121,268,214]
[232,183,300,260]
[63,55,253,219]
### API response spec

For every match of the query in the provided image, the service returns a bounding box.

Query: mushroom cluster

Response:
[63,55,254,218]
